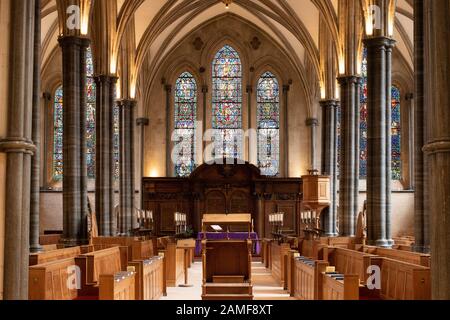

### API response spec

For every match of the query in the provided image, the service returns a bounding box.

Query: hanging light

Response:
[222,0,233,9]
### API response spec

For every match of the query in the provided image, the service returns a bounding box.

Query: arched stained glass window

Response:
[212,45,243,159]
[174,72,197,177]
[257,72,280,176]
[53,47,120,181]
[359,47,402,180]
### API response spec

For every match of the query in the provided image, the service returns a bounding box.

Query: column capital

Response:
[94,74,119,84]
[306,118,319,127]
[319,99,339,108]
[246,85,253,93]
[363,36,396,50]
[337,75,361,85]
[283,85,290,93]
[136,117,150,127]
[165,84,172,93]
[117,99,137,109]
[202,85,208,93]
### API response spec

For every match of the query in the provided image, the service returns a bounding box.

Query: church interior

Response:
[0,0,449,301]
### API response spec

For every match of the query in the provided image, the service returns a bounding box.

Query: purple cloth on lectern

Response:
[195,232,260,255]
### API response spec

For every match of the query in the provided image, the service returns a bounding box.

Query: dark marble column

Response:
[0,0,36,300]
[118,99,136,235]
[283,85,290,176]
[363,37,395,248]
[94,75,118,236]
[136,117,149,208]
[165,85,172,177]
[413,0,429,254]
[337,75,360,236]
[320,99,338,236]
[423,0,450,300]
[247,85,253,162]
[42,92,52,188]
[58,35,89,247]
[256,194,264,238]
[30,0,42,253]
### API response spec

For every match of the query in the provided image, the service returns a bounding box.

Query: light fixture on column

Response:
[222,0,233,9]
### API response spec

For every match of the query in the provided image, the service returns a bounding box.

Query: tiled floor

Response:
[161,260,295,300]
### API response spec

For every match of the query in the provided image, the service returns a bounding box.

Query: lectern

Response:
[201,214,253,300]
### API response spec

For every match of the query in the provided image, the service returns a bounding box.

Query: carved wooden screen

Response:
[230,191,250,213]
[205,191,227,213]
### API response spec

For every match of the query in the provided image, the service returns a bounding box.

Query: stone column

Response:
[94,75,118,236]
[413,0,429,253]
[58,36,89,247]
[0,0,36,299]
[320,99,338,236]
[118,99,136,235]
[423,0,450,300]
[306,118,319,171]
[337,75,360,236]
[363,36,395,247]
[30,0,42,253]
[136,117,149,208]
[42,92,52,188]
[283,85,290,176]
[165,85,172,177]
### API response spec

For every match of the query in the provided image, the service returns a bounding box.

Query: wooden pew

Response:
[75,246,129,296]
[293,257,328,300]
[99,272,136,300]
[299,239,328,260]
[321,273,360,300]
[159,242,185,287]
[29,246,88,266]
[93,236,153,262]
[377,257,431,300]
[270,242,291,288]
[29,258,78,300]
[129,256,165,300]
[358,245,431,267]
[325,247,378,284]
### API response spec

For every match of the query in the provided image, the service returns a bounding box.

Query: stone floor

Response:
[161,260,294,301]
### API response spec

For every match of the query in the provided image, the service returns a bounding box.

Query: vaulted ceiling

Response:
[41,0,414,82]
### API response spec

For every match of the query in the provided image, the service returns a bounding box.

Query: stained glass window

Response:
[391,85,402,180]
[53,87,64,180]
[174,72,197,177]
[257,72,280,176]
[359,47,402,180]
[212,45,243,159]
[53,47,120,181]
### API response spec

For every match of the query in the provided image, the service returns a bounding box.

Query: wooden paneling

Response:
[142,163,303,237]
[326,247,376,284]
[160,203,178,232]
[379,258,431,300]
[270,242,291,287]
[29,258,78,300]
[99,273,135,300]
[161,243,185,287]
[321,274,359,300]
[293,258,328,300]
[129,257,164,300]
[204,241,251,283]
